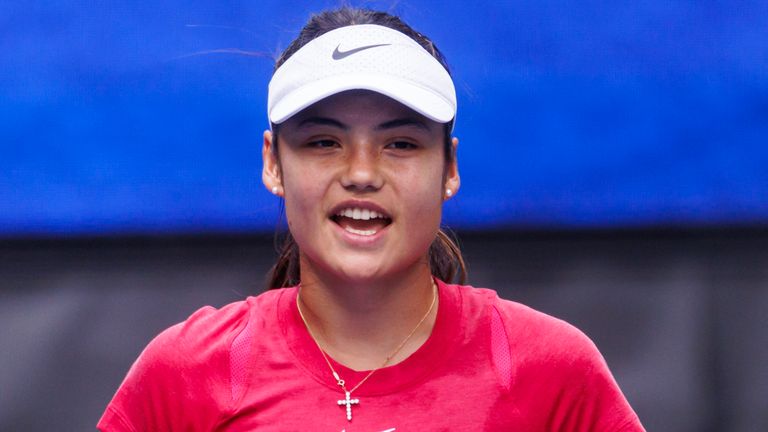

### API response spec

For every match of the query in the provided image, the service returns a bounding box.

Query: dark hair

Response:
[266,7,467,289]
[273,8,451,73]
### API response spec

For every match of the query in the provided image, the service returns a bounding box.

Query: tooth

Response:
[344,226,377,236]
[337,208,387,220]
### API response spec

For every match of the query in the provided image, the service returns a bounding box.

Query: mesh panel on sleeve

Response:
[229,315,255,402]
[490,305,513,391]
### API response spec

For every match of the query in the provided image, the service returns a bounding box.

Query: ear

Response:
[443,136,461,200]
[262,130,283,196]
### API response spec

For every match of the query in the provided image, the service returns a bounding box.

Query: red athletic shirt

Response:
[98,280,645,431]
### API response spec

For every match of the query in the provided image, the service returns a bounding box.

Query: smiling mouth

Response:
[330,207,392,236]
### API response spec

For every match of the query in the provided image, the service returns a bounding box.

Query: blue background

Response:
[2,0,767,237]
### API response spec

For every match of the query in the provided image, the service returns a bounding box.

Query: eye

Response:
[308,139,338,149]
[386,140,418,150]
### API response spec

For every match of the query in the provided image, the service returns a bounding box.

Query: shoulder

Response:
[134,288,284,380]
[449,283,611,393]
[97,289,288,431]
[453,283,601,364]
[496,295,601,363]
[174,289,283,343]
[449,283,644,431]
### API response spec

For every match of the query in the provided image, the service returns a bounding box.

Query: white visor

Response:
[268,24,457,125]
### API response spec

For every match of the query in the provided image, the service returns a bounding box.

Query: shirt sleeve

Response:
[97,302,250,431]
[97,405,136,432]
[497,298,645,432]
[551,334,645,432]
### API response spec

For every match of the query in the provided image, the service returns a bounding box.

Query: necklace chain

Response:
[296,278,438,397]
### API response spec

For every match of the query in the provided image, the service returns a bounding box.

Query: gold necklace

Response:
[295,279,438,422]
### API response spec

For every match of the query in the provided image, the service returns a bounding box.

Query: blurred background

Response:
[1,0,766,430]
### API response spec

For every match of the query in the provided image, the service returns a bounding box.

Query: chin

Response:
[330,259,390,283]
[334,250,429,285]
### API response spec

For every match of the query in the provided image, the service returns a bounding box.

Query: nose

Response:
[340,144,384,192]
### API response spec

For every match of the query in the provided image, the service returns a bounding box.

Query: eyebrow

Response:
[376,118,430,132]
[297,117,348,130]
[295,116,431,132]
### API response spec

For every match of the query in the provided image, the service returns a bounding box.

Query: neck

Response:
[296,258,438,371]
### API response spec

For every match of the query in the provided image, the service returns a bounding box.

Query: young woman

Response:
[99,7,645,431]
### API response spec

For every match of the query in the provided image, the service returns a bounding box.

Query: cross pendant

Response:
[337,391,360,421]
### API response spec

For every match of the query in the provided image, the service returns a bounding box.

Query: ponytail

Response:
[266,231,301,289]
[429,228,467,285]
[265,228,467,289]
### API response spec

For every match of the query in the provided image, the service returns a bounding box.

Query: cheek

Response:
[280,159,329,231]
[398,175,444,264]
[398,158,445,199]
[284,176,319,212]
[393,160,446,226]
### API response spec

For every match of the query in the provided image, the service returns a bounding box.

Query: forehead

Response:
[283,90,441,131]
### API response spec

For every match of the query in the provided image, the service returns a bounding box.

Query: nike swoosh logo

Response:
[332,43,391,60]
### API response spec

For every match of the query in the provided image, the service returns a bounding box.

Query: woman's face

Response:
[263,90,460,284]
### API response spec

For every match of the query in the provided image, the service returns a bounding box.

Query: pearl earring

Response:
[446,189,453,197]
[272,186,279,195]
